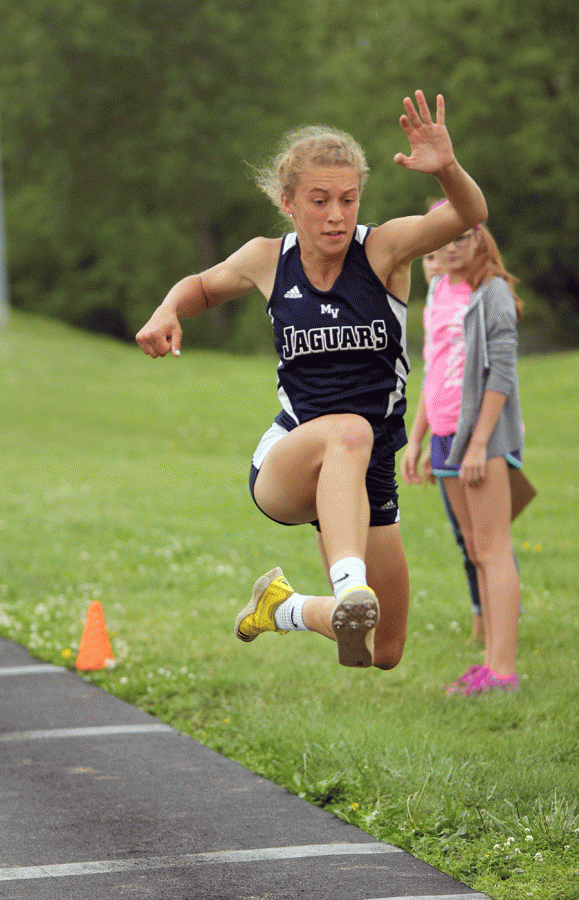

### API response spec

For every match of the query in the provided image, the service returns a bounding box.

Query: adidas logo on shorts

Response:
[284,285,303,299]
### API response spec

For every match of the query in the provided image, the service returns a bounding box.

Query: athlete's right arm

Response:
[136,238,280,358]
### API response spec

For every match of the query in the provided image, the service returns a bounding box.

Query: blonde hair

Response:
[255,126,369,218]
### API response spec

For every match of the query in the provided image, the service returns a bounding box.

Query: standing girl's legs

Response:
[443,457,520,677]
[438,477,484,643]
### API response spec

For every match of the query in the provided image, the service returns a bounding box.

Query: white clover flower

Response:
[525,834,533,842]
[534,852,543,861]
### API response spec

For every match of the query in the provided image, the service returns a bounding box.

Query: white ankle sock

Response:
[273,593,311,631]
[329,557,367,600]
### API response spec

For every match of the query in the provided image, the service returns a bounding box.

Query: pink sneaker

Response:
[444,664,483,695]
[462,667,520,695]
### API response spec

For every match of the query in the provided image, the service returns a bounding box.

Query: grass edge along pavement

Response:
[1,310,578,900]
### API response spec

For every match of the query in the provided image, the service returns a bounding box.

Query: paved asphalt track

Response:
[0,636,493,900]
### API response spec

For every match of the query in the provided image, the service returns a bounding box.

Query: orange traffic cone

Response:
[75,601,115,671]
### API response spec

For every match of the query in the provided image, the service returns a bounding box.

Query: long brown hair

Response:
[464,224,523,321]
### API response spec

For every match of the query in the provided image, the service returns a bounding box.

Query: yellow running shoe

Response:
[235,567,293,642]
[331,586,379,668]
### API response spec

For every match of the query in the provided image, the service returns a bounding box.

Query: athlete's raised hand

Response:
[394,91,455,175]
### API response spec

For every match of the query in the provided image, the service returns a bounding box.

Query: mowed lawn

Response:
[1,309,578,900]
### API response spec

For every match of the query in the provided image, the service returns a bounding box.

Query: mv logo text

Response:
[321,303,339,319]
[282,319,388,360]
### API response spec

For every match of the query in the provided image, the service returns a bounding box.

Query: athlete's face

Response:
[282,166,360,256]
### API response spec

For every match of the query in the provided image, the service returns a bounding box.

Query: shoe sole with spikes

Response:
[331,587,379,668]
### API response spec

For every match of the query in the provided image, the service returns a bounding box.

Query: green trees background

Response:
[2,0,578,350]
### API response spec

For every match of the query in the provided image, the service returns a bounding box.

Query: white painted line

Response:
[0,723,174,742]
[0,843,403,881]
[367,895,491,900]
[0,664,65,677]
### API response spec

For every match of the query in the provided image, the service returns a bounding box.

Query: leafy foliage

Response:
[1,0,578,344]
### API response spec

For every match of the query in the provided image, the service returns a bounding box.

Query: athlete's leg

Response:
[315,523,409,669]
[444,458,520,676]
[235,548,377,668]
[243,413,381,666]
[364,524,409,669]
[254,413,373,565]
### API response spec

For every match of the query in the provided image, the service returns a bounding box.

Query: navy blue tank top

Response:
[267,225,409,450]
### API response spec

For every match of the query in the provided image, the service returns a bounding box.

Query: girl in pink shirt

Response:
[423,274,472,437]
[402,221,524,695]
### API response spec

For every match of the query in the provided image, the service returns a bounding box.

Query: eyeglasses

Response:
[448,231,475,247]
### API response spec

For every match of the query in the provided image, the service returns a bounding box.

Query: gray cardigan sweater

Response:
[426,275,524,467]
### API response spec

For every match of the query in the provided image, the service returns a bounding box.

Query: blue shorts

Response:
[249,422,401,530]
[431,433,522,478]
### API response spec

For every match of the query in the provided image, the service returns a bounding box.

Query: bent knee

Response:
[330,414,374,455]
[373,638,405,671]
[373,654,403,671]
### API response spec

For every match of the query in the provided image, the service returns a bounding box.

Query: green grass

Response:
[2,309,579,900]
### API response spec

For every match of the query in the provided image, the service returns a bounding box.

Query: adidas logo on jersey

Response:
[284,285,303,299]
[381,499,396,511]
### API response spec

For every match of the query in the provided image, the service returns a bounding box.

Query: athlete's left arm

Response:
[380,172,486,259]
[366,192,485,301]
[365,91,487,283]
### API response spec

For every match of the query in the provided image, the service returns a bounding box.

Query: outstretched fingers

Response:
[394,89,452,172]
[435,92,445,127]
[399,90,444,132]
[401,96,421,130]
[401,90,433,128]
[395,91,433,166]
[414,89,433,125]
